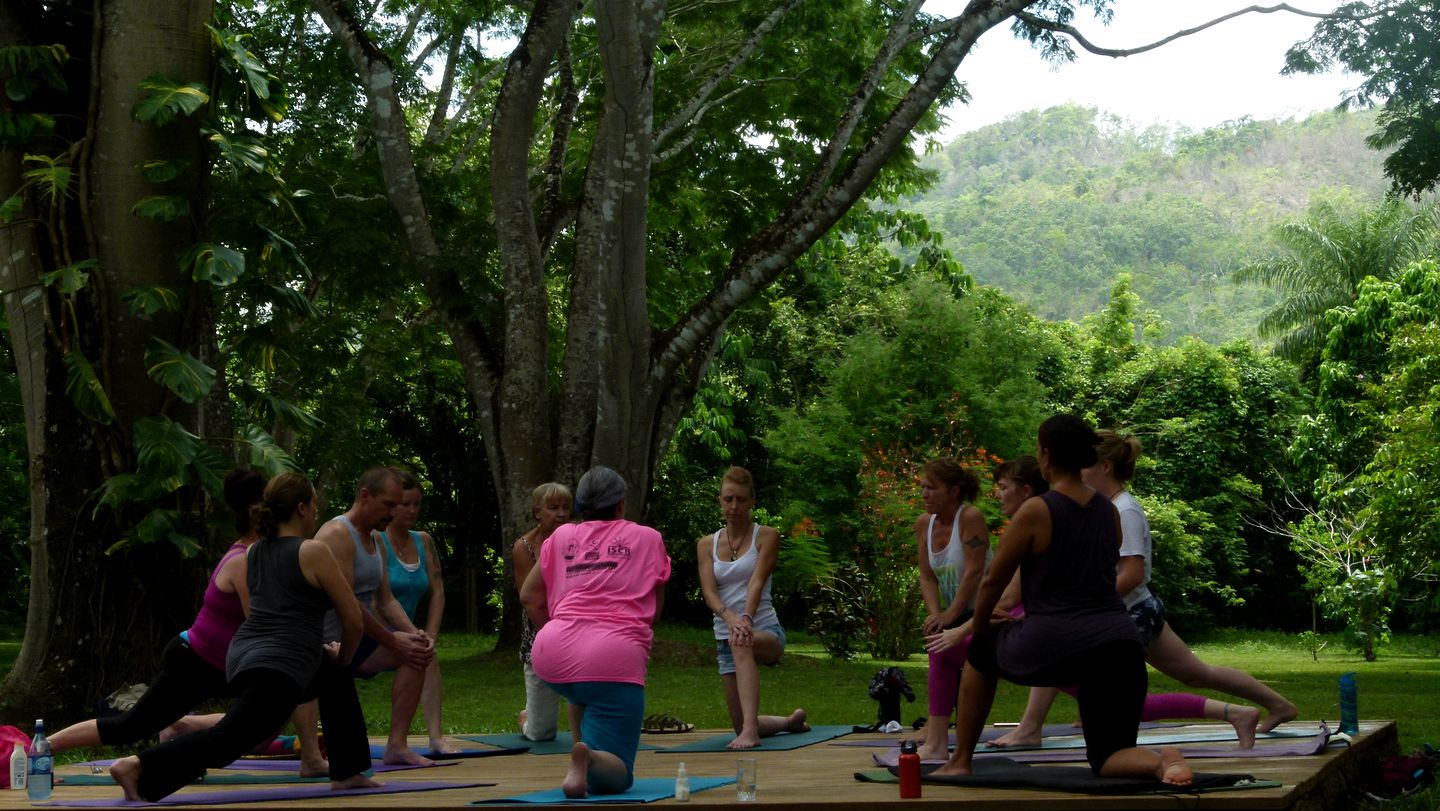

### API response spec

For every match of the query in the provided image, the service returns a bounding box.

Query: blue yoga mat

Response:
[365,744,529,759]
[38,779,491,807]
[472,776,735,804]
[655,724,852,753]
[457,732,660,755]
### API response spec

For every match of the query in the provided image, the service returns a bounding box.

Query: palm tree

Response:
[1236,199,1438,368]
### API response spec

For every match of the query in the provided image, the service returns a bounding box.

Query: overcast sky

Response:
[925,0,1356,138]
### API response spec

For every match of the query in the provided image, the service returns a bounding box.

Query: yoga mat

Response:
[655,724,852,753]
[37,779,493,807]
[59,774,326,786]
[472,776,735,804]
[835,720,1203,748]
[844,724,1321,752]
[853,760,1281,794]
[365,744,530,759]
[90,758,459,773]
[457,733,659,755]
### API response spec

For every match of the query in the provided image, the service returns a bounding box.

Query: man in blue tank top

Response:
[313,467,436,766]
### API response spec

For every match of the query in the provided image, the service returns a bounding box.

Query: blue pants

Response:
[544,680,646,790]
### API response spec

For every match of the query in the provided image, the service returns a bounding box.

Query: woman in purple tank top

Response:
[47,470,267,757]
[930,415,1195,786]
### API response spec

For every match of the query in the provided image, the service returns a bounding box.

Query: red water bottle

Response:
[898,740,921,798]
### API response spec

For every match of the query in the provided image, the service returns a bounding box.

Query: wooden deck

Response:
[12,720,1396,809]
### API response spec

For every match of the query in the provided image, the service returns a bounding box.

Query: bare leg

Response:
[1098,745,1193,785]
[109,756,142,802]
[159,713,224,743]
[917,711,951,761]
[1146,626,1296,732]
[291,701,328,776]
[989,686,1060,748]
[421,658,457,753]
[725,632,798,749]
[930,665,999,776]
[569,703,586,744]
[1206,699,1259,749]
[382,664,433,765]
[49,720,102,754]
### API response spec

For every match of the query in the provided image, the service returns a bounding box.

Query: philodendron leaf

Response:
[144,338,216,402]
[133,76,209,125]
[63,349,116,424]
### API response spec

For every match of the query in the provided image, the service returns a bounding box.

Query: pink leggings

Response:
[927,635,972,716]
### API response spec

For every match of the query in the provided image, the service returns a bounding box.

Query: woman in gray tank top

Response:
[107,474,378,802]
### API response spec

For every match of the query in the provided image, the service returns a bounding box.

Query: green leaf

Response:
[144,338,216,402]
[63,350,115,424]
[181,242,245,286]
[133,76,209,125]
[112,509,200,556]
[191,444,234,496]
[133,415,201,478]
[42,259,97,295]
[131,195,189,221]
[6,73,38,102]
[244,424,300,476]
[22,163,71,202]
[268,283,315,318]
[0,194,23,223]
[261,392,322,432]
[122,285,185,316]
[207,129,268,174]
[140,159,190,183]
[95,473,141,509]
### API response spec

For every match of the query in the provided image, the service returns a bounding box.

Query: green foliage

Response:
[0,44,67,147]
[62,350,116,425]
[131,195,190,221]
[182,242,246,286]
[1284,0,1440,197]
[132,76,210,125]
[144,339,216,403]
[122,286,185,316]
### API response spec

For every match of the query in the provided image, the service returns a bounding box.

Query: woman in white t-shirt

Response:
[697,466,809,750]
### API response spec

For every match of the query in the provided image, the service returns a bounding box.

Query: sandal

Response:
[642,713,695,734]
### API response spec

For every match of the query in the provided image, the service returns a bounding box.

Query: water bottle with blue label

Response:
[27,719,51,801]
[1337,672,1358,734]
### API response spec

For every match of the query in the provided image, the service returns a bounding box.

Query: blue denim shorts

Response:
[716,623,786,675]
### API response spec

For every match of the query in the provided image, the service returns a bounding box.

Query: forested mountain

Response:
[903,105,1393,342]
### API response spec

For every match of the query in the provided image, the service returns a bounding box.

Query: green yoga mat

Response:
[456,732,660,756]
[655,724,852,753]
[59,774,326,786]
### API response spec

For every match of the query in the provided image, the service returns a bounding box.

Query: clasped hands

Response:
[923,607,1016,653]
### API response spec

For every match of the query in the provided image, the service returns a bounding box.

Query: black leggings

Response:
[134,659,370,801]
[97,636,229,746]
[969,635,1147,774]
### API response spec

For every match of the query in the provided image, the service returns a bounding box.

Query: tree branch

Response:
[423,32,462,146]
[1014,4,1345,60]
[653,0,802,155]
[537,38,578,258]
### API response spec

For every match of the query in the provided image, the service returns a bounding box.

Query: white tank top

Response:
[710,524,778,639]
[927,506,990,609]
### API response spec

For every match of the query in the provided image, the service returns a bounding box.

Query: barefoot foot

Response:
[517,709,528,733]
[381,746,435,767]
[987,725,1041,749]
[1226,704,1261,749]
[1258,699,1298,733]
[1158,747,1193,786]
[563,742,590,799]
[298,755,329,778]
[110,756,142,802]
[331,773,381,791]
[916,743,949,762]
[727,731,761,750]
[785,708,810,734]
[928,762,973,778]
[428,738,461,755]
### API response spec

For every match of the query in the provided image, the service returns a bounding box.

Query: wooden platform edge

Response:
[1286,720,1398,811]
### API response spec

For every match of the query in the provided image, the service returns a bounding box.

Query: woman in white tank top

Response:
[696,466,809,749]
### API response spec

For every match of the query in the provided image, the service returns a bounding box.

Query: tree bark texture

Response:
[0,0,217,724]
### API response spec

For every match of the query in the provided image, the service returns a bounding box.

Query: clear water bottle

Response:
[27,719,51,801]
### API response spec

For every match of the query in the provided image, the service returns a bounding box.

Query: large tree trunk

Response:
[0,0,215,724]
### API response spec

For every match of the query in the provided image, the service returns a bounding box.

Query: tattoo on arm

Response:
[965,536,987,549]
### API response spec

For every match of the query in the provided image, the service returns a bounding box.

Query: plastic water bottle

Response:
[27,719,51,801]
[7,741,24,790]
[674,761,690,802]
[1338,672,1359,734]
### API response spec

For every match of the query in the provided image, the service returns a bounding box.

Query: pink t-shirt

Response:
[530,519,671,687]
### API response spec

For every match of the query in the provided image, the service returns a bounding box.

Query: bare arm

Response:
[1116,556,1145,597]
[420,531,444,639]
[944,505,989,622]
[652,581,666,625]
[372,533,420,634]
[915,514,945,633]
[215,551,252,616]
[511,536,536,592]
[519,561,549,628]
[301,540,363,665]
[971,497,1046,636]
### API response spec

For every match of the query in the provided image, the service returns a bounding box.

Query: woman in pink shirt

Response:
[521,466,671,799]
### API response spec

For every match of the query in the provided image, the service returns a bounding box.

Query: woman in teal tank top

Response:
[381,469,455,754]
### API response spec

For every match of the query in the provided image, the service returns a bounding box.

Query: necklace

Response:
[726,523,751,561]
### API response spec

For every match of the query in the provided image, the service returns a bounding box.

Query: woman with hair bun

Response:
[698,466,808,750]
[521,466,672,798]
[1088,429,1296,734]
[933,415,1193,786]
[109,473,376,802]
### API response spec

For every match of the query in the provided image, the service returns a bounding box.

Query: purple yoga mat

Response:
[76,759,456,773]
[869,726,1335,766]
[833,721,1184,748]
[37,779,492,807]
